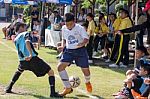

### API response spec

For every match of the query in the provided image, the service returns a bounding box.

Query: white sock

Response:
[59,70,71,88]
[84,75,90,83]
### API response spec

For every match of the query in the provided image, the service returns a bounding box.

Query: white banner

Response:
[46,0,59,3]
[4,0,12,3]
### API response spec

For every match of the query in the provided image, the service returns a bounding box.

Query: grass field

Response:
[0,29,127,99]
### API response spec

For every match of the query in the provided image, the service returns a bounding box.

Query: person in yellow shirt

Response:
[98,15,110,58]
[106,16,122,63]
[86,13,96,63]
[109,8,133,68]
[93,13,105,56]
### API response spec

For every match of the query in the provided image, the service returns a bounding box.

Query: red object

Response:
[144,0,150,11]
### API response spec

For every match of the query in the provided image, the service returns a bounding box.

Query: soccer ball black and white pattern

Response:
[69,76,81,88]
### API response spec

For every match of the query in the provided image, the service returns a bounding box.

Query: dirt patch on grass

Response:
[0,84,31,96]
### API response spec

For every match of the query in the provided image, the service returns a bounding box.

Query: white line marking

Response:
[0,41,99,99]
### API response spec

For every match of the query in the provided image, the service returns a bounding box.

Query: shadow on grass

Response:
[46,51,58,55]
[92,58,133,75]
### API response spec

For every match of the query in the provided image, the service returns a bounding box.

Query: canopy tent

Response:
[12,0,28,5]
[41,0,72,5]
[0,0,3,3]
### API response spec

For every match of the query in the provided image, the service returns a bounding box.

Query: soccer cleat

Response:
[59,88,73,96]
[4,88,12,93]
[86,82,92,93]
[4,87,12,93]
[50,92,63,98]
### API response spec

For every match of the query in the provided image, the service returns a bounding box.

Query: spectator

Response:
[105,13,117,62]
[53,10,63,24]
[93,13,105,56]
[113,46,149,98]
[97,14,110,58]
[109,8,133,68]
[106,14,122,63]
[86,13,96,63]
[31,5,39,31]
[4,14,18,40]
[77,9,86,24]
[118,0,150,45]
[114,61,150,99]
[17,14,24,23]
[136,7,147,47]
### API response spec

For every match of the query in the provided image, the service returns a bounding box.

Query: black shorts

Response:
[19,56,51,77]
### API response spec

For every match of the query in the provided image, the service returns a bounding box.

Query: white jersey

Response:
[62,24,89,49]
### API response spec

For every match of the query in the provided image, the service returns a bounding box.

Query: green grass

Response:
[0,31,127,99]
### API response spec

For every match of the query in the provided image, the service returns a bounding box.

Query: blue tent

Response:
[41,0,72,5]
[12,0,28,5]
[0,0,3,3]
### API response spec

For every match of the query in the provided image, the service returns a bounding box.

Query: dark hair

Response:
[119,8,134,25]
[82,22,88,29]
[140,60,150,76]
[65,13,75,22]
[110,12,117,19]
[15,22,26,32]
[136,46,149,55]
[87,13,94,19]
[53,10,58,14]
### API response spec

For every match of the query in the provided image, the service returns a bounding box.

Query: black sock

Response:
[126,88,134,99]
[49,76,55,95]
[7,71,22,91]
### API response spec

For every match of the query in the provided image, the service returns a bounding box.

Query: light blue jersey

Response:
[14,32,37,61]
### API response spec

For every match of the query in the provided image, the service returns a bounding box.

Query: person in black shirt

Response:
[31,5,39,31]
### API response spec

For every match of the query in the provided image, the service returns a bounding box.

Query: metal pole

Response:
[12,4,14,21]
[134,0,139,68]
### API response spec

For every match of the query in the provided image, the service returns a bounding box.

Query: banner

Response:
[46,0,59,3]
[0,0,3,3]
[12,0,28,5]
[4,0,12,3]
[59,0,72,5]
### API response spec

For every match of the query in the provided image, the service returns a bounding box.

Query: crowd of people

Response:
[1,0,150,98]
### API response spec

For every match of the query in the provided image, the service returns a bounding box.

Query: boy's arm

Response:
[77,38,89,48]
[25,40,32,61]
[77,26,89,48]
[24,33,33,61]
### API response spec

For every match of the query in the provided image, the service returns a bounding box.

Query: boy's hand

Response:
[76,43,84,48]
[115,31,123,35]
[144,78,150,84]
[25,55,32,61]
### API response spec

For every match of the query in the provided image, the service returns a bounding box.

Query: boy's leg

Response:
[57,62,73,96]
[81,68,92,93]
[47,69,62,97]
[5,68,24,93]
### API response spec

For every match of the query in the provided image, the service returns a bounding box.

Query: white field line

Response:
[0,41,99,99]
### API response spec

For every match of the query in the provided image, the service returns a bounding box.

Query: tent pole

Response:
[134,0,139,68]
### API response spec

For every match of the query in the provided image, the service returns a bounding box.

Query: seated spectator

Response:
[2,14,18,39]
[130,62,150,99]
[113,46,149,98]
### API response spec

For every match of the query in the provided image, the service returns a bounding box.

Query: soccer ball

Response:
[69,76,81,88]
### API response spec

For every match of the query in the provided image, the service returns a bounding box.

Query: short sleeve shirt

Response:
[14,32,37,61]
[62,24,89,49]
[87,20,96,36]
